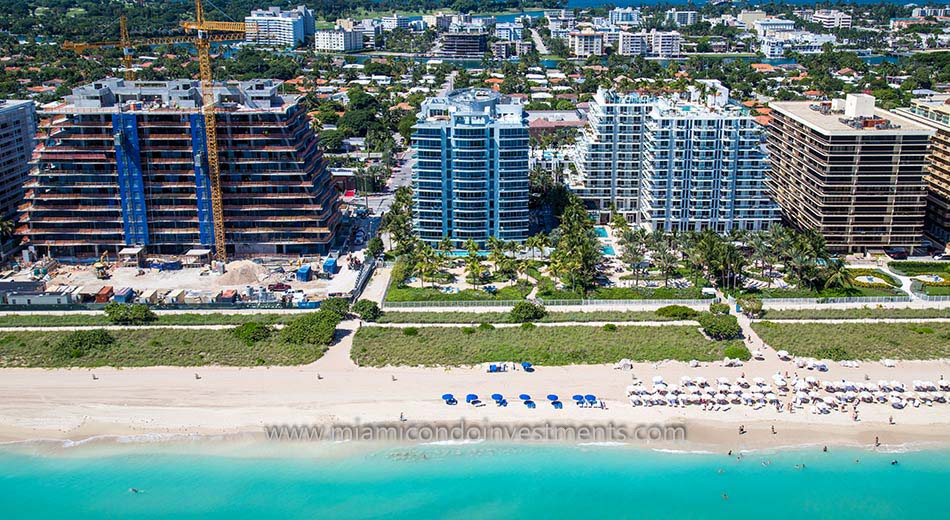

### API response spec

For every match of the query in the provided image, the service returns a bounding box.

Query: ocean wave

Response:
[577,442,628,447]
[419,439,485,446]
[651,448,714,454]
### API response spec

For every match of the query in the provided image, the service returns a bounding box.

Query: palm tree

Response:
[438,236,454,256]
[655,250,679,287]
[487,236,507,275]
[416,244,439,288]
[465,252,482,290]
[622,249,646,287]
[823,259,855,291]
[464,238,479,257]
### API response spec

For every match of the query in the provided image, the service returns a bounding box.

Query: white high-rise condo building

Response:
[568,29,604,57]
[382,13,411,31]
[571,86,779,232]
[666,9,698,27]
[245,6,313,47]
[810,10,852,29]
[753,18,796,38]
[609,7,641,26]
[0,99,35,257]
[314,29,364,51]
[411,89,529,247]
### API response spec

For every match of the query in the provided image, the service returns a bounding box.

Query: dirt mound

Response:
[216,260,268,286]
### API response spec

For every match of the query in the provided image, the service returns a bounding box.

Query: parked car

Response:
[934,254,950,261]
[884,248,908,260]
[267,282,291,291]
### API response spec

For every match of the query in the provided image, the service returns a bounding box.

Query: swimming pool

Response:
[595,227,608,238]
[602,245,616,255]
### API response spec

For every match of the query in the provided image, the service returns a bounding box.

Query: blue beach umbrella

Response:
[547,394,559,401]
[466,394,479,403]
[442,393,454,400]
[491,393,504,401]
[572,394,584,401]
[521,362,533,369]
[585,394,597,402]
[519,394,532,401]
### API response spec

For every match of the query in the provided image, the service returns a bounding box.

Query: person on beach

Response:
[875,436,880,447]
[771,425,776,435]
[889,416,895,425]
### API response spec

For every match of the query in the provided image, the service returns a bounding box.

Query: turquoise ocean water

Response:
[1,442,948,519]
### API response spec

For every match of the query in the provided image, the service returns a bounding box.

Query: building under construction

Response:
[22,78,339,259]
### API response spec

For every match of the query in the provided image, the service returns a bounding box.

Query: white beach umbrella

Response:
[776,350,790,360]
[680,375,692,384]
[735,377,749,387]
[652,375,664,383]
[717,376,730,385]
[805,376,817,384]
[695,377,708,386]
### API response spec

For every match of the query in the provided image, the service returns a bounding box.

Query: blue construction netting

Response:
[189,114,215,246]
[112,113,150,245]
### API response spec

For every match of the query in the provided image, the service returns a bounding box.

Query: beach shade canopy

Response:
[466,393,479,403]
[491,393,504,401]
[519,393,532,401]
[547,394,559,401]
[521,362,533,369]
[585,394,597,402]
[572,394,584,401]
[442,393,454,400]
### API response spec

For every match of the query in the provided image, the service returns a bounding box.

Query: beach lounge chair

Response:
[525,400,536,409]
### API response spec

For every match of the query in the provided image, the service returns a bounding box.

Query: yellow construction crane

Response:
[180,0,252,262]
[64,0,257,261]
[63,15,241,81]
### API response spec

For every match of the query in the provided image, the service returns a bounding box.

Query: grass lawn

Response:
[386,282,531,302]
[737,285,904,299]
[591,286,710,300]
[924,285,950,296]
[762,307,950,320]
[351,325,737,366]
[847,268,901,287]
[0,329,325,368]
[0,313,287,328]
[376,310,689,324]
[888,261,950,276]
[751,322,950,360]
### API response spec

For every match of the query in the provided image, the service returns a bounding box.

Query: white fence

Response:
[538,298,715,307]
[382,300,523,309]
[761,296,912,306]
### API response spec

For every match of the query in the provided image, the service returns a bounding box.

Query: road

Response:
[530,28,549,55]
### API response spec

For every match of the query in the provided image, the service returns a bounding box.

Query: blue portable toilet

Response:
[323,257,338,275]
[297,265,312,281]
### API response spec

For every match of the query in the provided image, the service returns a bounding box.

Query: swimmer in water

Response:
[718,469,724,474]
[722,494,729,500]
[891,460,899,465]
[129,488,140,494]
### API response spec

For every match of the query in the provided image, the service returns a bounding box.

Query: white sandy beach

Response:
[1,320,948,452]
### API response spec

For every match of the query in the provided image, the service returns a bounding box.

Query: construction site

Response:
[0,1,386,308]
[23,78,340,259]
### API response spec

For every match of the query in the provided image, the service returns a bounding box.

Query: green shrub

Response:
[231,322,274,346]
[656,305,700,319]
[462,327,476,335]
[603,323,617,332]
[403,327,419,336]
[909,326,934,334]
[53,329,115,359]
[737,296,763,318]
[510,301,547,322]
[708,302,730,315]
[351,299,381,321]
[320,297,351,319]
[815,345,849,361]
[698,313,741,340]
[280,311,342,346]
[723,344,751,361]
[103,302,156,325]
[478,322,495,330]
[521,322,537,330]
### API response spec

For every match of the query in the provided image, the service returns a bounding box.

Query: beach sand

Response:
[1,321,948,452]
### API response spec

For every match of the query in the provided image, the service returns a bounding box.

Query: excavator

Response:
[93,251,111,279]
